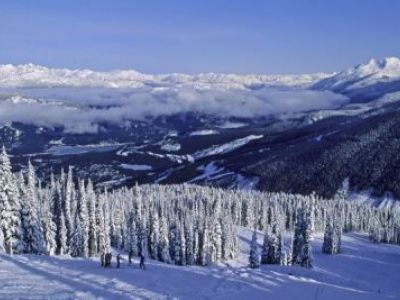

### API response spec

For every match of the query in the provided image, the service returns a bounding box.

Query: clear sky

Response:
[1,0,399,74]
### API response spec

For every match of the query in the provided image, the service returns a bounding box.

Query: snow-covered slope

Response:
[189,129,219,136]
[193,135,263,160]
[314,57,400,101]
[0,229,398,299]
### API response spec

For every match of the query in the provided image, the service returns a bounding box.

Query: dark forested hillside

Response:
[248,108,400,198]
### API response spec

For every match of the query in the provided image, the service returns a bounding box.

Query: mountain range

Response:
[1,57,400,203]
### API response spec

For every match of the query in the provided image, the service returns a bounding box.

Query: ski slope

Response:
[0,228,399,299]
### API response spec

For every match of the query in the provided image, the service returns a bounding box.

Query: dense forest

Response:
[253,108,400,199]
[0,147,399,268]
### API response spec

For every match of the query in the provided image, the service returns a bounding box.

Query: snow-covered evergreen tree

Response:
[41,189,57,255]
[322,215,342,255]
[96,193,106,254]
[70,180,89,257]
[63,167,74,250]
[58,211,68,255]
[261,222,281,265]
[249,230,260,268]
[212,219,223,262]
[0,147,23,254]
[139,218,148,258]
[292,206,313,268]
[185,217,195,265]
[70,213,84,257]
[127,210,139,257]
[86,180,97,257]
[221,214,237,260]
[0,224,5,252]
[322,218,334,254]
[103,196,111,254]
[199,221,211,266]
[158,216,171,263]
[149,209,160,260]
[261,227,270,264]
[20,161,45,254]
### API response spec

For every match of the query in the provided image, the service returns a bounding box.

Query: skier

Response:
[105,253,112,267]
[100,252,105,267]
[128,250,133,266]
[117,253,121,268]
[139,253,146,270]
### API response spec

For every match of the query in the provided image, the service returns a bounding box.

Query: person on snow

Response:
[100,252,105,267]
[139,253,146,270]
[128,250,133,266]
[117,253,121,268]
[105,253,112,267]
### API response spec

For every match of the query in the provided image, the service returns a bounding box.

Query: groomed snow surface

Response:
[0,228,399,299]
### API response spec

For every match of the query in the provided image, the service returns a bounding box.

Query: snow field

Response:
[0,228,399,300]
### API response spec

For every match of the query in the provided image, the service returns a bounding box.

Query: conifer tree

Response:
[249,230,260,268]
[58,211,68,255]
[149,209,160,260]
[63,167,74,250]
[127,210,139,256]
[86,180,97,257]
[199,221,210,266]
[0,225,5,252]
[21,161,45,254]
[261,227,270,265]
[0,147,23,254]
[96,193,106,254]
[103,197,111,254]
[70,180,89,257]
[292,206,313,268]
[158,216,171,263]
[185,218,195,265]
[322,218,335,254]
[41,190,57,255]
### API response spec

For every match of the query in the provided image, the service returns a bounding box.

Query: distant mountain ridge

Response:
[2,56,399,91]
[0,63,330,89]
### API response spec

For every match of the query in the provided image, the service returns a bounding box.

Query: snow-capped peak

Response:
[351,56,400,77]
[0,64,150,89]
[314,56,400,93]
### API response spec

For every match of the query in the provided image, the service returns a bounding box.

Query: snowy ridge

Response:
[315,56,400,92]
[0,63,330,89]
[120,164,153,171]
[193,135,263,160]
[189,129,219,136]
[6,57,399,92]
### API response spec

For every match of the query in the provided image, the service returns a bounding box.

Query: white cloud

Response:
[0,85,348,133]
[0,64,347,133]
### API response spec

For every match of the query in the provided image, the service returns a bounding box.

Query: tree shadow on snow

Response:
[0,253,276,299]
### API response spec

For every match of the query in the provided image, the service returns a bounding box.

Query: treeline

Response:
[0,147,399,268]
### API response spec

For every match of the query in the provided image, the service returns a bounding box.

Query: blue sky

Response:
[1,0,399,74]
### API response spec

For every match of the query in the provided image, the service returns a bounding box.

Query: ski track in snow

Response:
[0,229,399,299]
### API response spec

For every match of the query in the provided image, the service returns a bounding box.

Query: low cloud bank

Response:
[0,85,348,133]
